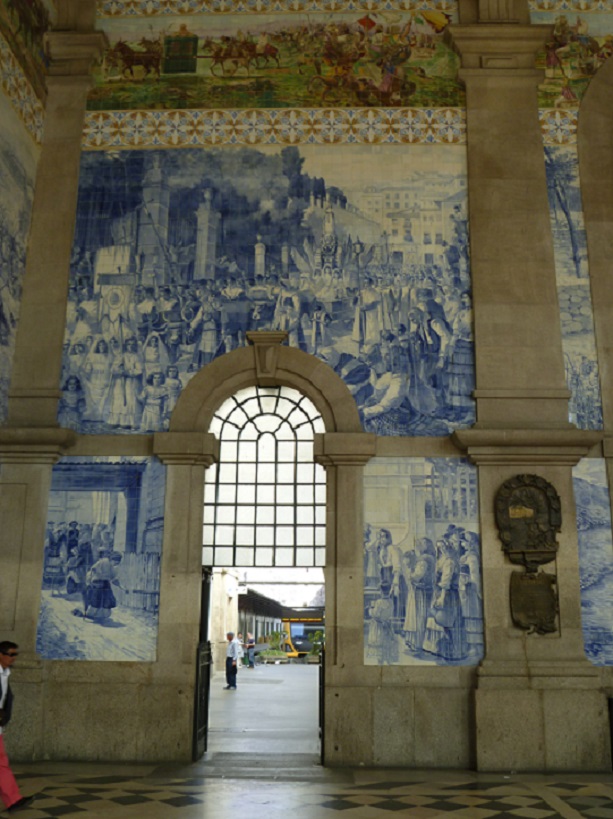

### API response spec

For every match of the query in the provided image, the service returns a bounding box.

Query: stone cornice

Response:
[153,432,219,466]
[314,432,377,467]
[452,428,603,465]
[0,427,77,464]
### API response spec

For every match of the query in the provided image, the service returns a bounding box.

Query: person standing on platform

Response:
[224,632,240,690]
[0,642,36,813]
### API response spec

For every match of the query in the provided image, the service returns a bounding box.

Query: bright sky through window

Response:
[203,386,326,568]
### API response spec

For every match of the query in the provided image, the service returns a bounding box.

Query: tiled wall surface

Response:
[36,456,166,661]
[363,457,482,666]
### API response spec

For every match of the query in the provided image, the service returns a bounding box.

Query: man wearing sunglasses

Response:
[0,642,35,813]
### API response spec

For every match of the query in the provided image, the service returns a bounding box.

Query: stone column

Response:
[314,431,376,765]
[152,432,219,759]
[8,1,105,428]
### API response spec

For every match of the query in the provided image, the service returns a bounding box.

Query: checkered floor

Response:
[6,765,613,818]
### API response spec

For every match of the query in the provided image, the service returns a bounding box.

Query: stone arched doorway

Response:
[153,333,375,762]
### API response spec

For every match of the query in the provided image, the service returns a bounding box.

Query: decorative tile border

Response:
[540,107,578,144]
[530,0,613,9]
[82,107,577,149]
[0,32,44,143]
[97,0,613,15]
[82,107,466,148]
[98,0,456,16]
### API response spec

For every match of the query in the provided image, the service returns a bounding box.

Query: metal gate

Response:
[193,640,212,759]
[319,648,325,765]
[193,568,213,760]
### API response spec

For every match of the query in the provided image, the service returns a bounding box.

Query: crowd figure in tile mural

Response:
[61,148,475,437]
[0,215,25,420]
[42,520,125,622]
[363,458,483,666]
[364,522,483,665]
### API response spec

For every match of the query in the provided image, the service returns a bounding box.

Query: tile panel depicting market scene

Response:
[89,5,463,111]
[60,143,475,437]
[364,457,483,667]
[36,456,165,662]
[574,458,613,666]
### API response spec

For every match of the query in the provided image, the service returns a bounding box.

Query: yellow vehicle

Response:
[281,609,325,658]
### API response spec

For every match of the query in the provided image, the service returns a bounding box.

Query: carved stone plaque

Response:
[495,474,561,571]
[510,571,558,634]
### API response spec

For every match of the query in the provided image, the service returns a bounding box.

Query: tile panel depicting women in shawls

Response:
[364,457,483,667]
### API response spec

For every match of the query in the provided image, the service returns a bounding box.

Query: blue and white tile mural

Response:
[62,145,474,437]
[363,457,482,666]
[0,92,37,422]
[574,458,613,665]
[545,145,603,430]
[36,456,165,662]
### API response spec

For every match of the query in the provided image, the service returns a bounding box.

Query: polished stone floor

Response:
[5,664,613,818]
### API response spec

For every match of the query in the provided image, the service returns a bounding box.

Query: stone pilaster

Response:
[453,428,610,770]
[448,5,570,429]
[7,1,105,427]
[314,432,376,765]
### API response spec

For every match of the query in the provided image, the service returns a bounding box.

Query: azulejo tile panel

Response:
[36,456,166,662]
[62,144,474,437]
[573,458,613,665]
[82,107,466,148]
[0,32,44,144]
[363,457,483,667]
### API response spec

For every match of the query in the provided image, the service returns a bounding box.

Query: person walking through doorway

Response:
[0,641,36,812]
[224,632,240,690]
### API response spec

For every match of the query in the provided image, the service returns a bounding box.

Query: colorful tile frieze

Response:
[82,107,466,147]
[534,11,613,107]
[90,10,461,111]
[0,32,44,143]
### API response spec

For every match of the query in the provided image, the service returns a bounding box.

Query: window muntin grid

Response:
[203,386,326,568]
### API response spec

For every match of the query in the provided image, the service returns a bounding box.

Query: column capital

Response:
[448,23,551,73]
[0,427,76,464]
[452,427,602,465]
[153,432,220,466]
[314,432,377,467]
[44,30,107,78]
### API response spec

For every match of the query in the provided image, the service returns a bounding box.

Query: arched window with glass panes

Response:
[203,386,327,568]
